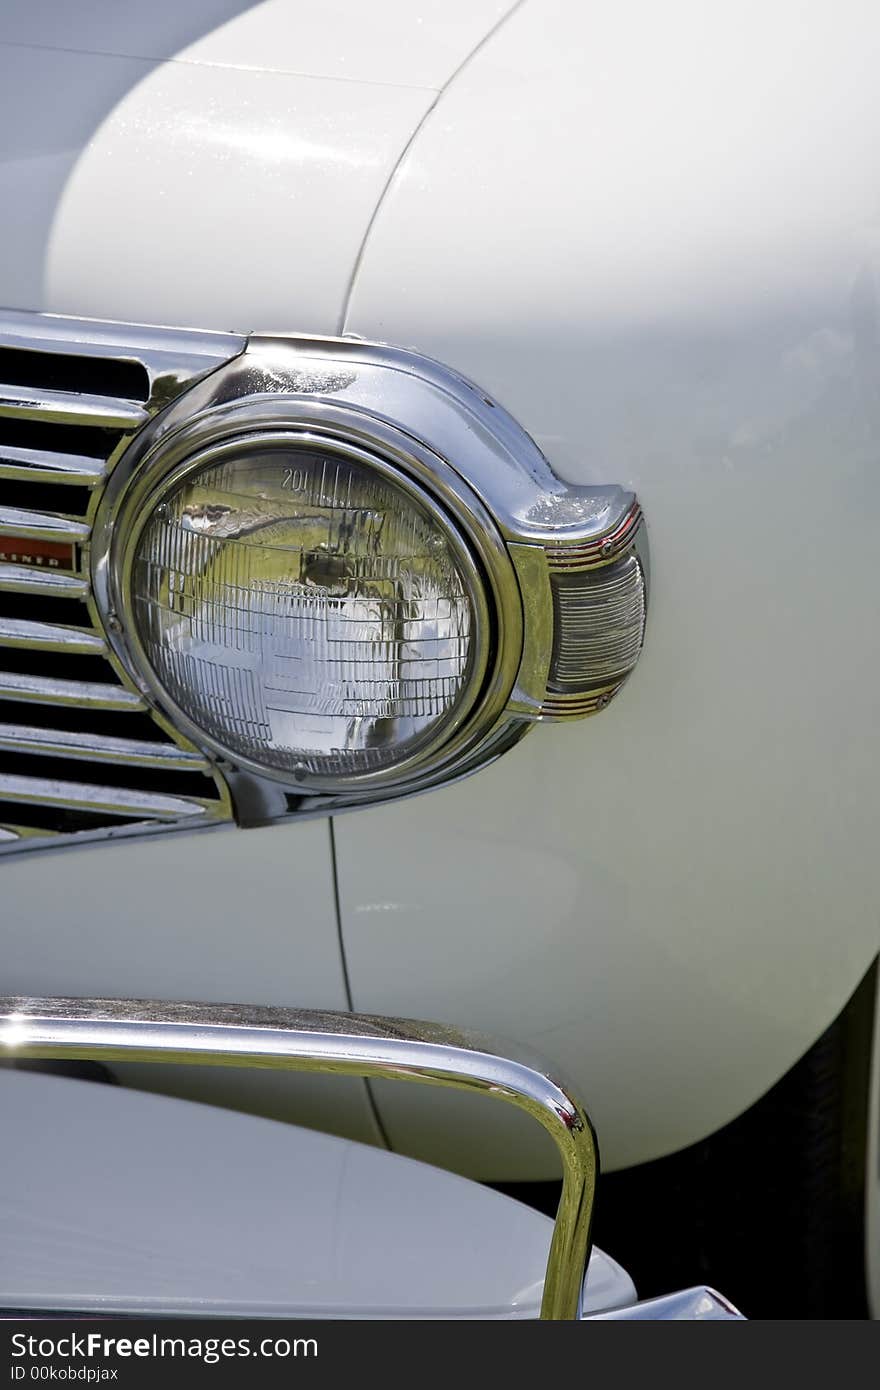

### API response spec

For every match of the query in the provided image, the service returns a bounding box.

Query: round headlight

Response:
[122,436,491,789]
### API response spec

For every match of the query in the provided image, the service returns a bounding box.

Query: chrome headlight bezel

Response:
[88,329,647,821]
[99,415,517,795]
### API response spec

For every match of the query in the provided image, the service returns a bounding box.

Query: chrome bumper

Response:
[0,995,742,1322]
[587,1288,743,1320]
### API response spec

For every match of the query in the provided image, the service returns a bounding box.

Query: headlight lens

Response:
[129,443,484,785]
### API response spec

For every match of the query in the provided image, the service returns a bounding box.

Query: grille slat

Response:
[0,504,90,543]
[0,616,106,654]
[0,444,108,486]
[0,383,149,431]
[0,723,209,770]
[0,310,243,854]
[0,565,89,599]
[0,671,144,710]
[0,772,210,820]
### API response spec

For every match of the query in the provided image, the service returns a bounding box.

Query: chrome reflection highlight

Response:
[131,445,481,784]
[586,1287,745,1320]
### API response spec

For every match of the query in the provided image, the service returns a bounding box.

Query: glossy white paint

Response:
[2,0,513,89]
[0,44,430,331]
[338,0,880,1175]
[0,2,516,327]
[0,1070,636,1317]
[0,823,380,1145]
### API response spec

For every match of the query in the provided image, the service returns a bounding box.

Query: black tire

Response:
[497,958,877,1318]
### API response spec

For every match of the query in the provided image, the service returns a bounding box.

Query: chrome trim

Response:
[0,564,89,598]
[507,543,555,716]
[0,445,108,487]
[0,671,145,710]
[0,384,149,431]
[95,374,526,802]
[245,334,635,554]
[586,1287,744,1320]
[540,684,624,719]
[544,500,644,571]
[0,996,599,1322]
[0,723,210,770]
[0,616,106,654]
[0,505,90,543]
[0,773,212,819]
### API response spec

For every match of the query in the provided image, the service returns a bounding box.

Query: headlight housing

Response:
[3,310,647,857]
[91,331,647,821]
[123,435,492,791]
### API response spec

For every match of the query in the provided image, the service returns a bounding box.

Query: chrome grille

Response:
[0,310,244,855]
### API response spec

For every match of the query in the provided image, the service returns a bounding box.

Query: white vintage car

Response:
[1,0,877,1321]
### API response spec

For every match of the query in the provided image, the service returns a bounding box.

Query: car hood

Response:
[0,0,515,331]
